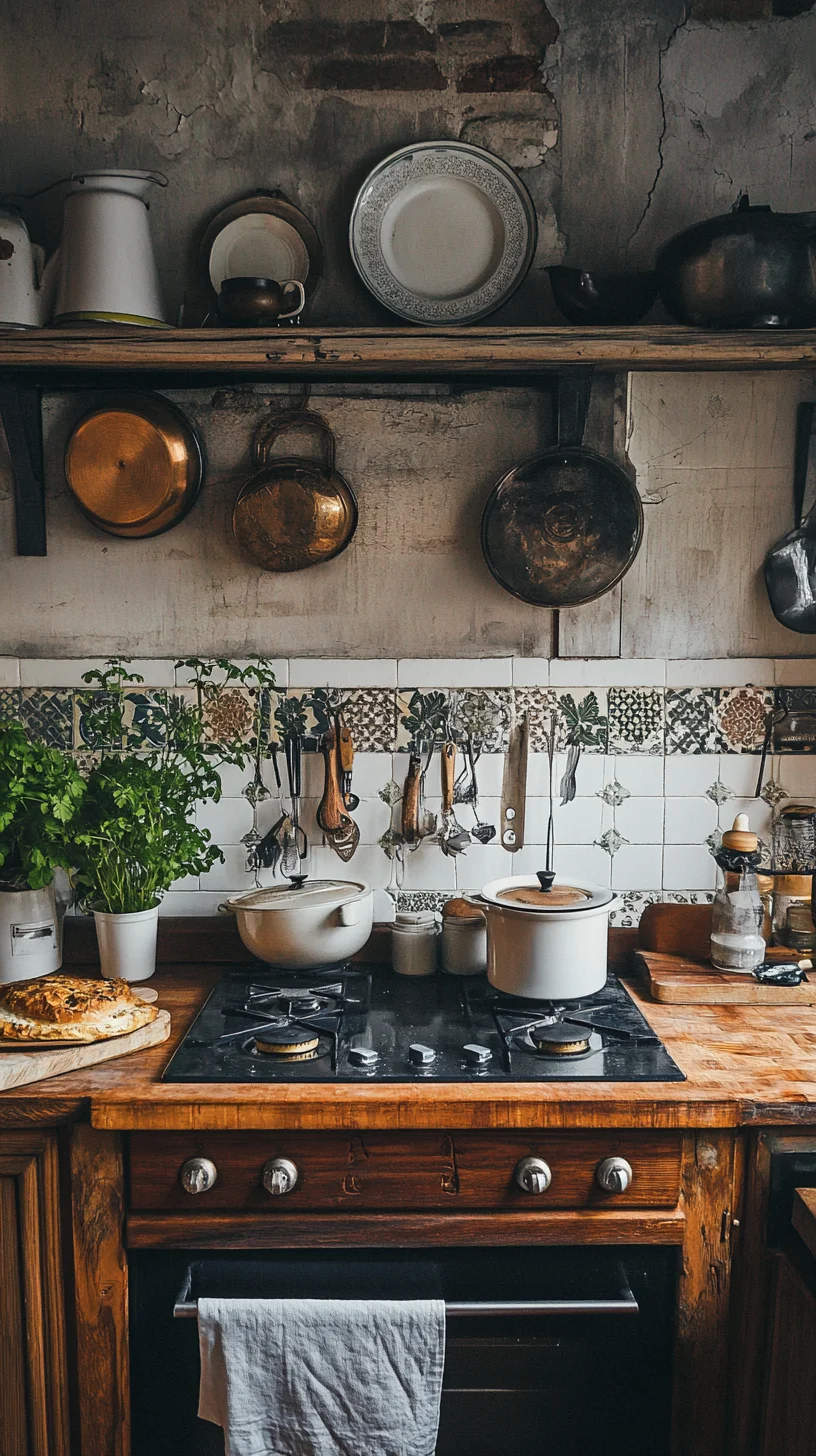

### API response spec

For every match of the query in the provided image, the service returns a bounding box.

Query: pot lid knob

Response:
[536,870,556,892]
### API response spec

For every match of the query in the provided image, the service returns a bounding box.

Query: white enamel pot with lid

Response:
[226,879,373,969]
[475,873,619,1000]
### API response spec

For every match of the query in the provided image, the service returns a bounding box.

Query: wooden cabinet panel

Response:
[760,1252,816,1456]
[129,1130,682,1213]
[0,1132,70,1456]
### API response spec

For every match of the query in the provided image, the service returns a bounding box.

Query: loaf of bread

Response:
[0,974,158,1042]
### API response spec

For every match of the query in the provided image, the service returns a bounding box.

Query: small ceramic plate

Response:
[349,141,537,324]
[201,194,323,301]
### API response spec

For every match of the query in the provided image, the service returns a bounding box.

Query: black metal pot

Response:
[656,195,816,328]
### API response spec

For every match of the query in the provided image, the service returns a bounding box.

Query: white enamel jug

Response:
[0,208,51,327]
[52,169,168,327]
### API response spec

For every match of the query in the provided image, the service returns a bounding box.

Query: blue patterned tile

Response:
[19,689,73,749]
[73,691,122,749]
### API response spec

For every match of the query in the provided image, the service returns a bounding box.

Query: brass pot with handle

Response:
[233,410,357,571]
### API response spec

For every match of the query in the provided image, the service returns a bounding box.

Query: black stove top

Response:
[162,967,685,1084]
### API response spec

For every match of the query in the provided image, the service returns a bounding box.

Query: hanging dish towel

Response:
[198,1297,446,1456]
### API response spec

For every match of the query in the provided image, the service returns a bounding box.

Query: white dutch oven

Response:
[475,874,619,1000]
[0,883,61,984]
[227,879,374,969]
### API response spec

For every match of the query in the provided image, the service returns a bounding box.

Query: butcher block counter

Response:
[2,918,816,1456]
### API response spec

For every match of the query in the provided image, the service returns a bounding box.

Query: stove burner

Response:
[254,1027,321,1058]
[529,1021,592,1056]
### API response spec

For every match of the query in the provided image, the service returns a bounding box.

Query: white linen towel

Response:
[198,1296,446,1456]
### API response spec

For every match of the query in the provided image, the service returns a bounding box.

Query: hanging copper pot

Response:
[232,410,357,572]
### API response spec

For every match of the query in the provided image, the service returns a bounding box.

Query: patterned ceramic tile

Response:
[760,776,788,807]
[665,688,722,754]
[706,779,733,805]
[662,891,715,906]
[395,890,455,914]
[715,686,774,753]
[201,686,260,748]
[598,779,630,807]
[18,689,73,749]
[597,827,627,855]
[609,890,661,928]
[512,687,556,751]
[273,688,396,752]
[0,687,22,723]
[122,690,169,748]
[607,688,664,755]
[396,689,510,752]
[555,690,608,752]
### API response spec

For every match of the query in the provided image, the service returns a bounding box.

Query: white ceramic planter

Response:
[227,879,374,969]
[477,876,619,1001]
[0,883,61,983]
[94,904,159,983]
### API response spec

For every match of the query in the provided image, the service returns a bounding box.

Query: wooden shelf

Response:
[1,324,816,378]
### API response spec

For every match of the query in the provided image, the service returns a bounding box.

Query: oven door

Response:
[130,1247,676,1456]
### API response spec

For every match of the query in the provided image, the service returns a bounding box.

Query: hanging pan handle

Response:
[252,409,336,473]
[793,401,816,531]
[556,370,593,449]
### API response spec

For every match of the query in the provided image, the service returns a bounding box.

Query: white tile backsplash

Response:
[160,891,231,916]
[398,658,513,687]
[613,755,665,796]
[666,659,774,687]
[774,659,816,686]
[511,658,550,687]
[199,845,257,893]
[289,658,397,688]
[664,755,719,796]
[663,845,717,891]
[777,755,816,799]
[21,657,177,687]
[175,659,289,687]
[349,752,393,797]
[615,797,665,843]
[550,659,666,686]
[718,755,763,797]
[0,657,20,686]
[196,797,254,843]
[664,796,719,843]
[612,845,663,891]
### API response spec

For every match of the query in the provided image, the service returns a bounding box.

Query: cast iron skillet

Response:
[481,373,643,608]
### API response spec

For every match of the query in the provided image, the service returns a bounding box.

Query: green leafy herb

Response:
[0,721,86,889]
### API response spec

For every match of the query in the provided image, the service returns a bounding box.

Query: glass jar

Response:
[771,873,812,946]
[710,863,765,972]
[772,803,816,874]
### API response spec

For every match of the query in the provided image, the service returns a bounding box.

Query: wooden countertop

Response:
[3,962,816,1132]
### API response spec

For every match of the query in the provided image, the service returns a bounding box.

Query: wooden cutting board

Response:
[0,1009,170,1091]
[635,950,816,1005]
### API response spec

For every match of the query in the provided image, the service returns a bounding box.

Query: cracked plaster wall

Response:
[1,0,815,657]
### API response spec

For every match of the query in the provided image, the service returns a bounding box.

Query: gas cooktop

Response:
[162,967,685,1083]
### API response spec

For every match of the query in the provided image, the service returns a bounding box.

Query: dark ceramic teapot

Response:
[656,195,816,328]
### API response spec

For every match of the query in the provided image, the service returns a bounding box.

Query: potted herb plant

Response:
[0,719,86,982]
[71,658,276,981]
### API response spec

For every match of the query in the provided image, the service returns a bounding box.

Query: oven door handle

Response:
[172,1272,639,1320]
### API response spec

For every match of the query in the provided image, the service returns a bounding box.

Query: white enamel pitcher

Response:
[52,169,168,326]
[0,207,52,327]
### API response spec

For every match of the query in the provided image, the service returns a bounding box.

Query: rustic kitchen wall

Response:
[2,1,816,661]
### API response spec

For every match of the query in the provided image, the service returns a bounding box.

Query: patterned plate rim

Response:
[349,141,537,325]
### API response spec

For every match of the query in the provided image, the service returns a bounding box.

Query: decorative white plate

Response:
[349,141,537,324]
[209,214,310,292]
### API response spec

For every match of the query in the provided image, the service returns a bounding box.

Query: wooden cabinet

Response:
[0,1131,70,1456]
[759,1239,816,1456]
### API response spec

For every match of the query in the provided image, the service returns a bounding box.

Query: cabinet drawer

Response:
[128,1131,682,1212]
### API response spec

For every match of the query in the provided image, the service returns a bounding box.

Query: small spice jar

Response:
[771,873,813,946]
[391,911,439,977]
[441,898,487,976]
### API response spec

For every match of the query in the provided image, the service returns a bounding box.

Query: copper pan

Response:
[233,410,357,572]
[64,393,203,538]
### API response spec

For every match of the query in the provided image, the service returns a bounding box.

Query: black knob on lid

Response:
[536,870,556,892]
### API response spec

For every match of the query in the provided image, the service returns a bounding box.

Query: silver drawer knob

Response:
[596,1156,633,1194]
[180,1157,218,1195]
[262,1157,299,1196]
[514,1156,552,1195]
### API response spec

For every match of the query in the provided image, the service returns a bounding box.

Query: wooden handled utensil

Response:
[440,742,471,856]
[402,754,422,847]
[317,722,347,835]
[501,713,529,852]
[336,714,358,809]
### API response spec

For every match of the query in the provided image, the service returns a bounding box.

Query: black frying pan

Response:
[481,373,643,607]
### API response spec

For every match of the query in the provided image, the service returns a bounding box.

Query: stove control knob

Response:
[463,1043,492,1067]
[180,1157,218,1195]
[408,1043,436,1067]
[262,1157,299,1197]
[596,1156,633,1194]
[349,1045,380,1069]
[514,1156,552,1195]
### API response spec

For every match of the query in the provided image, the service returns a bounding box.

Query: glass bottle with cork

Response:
[710,813,766,973]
